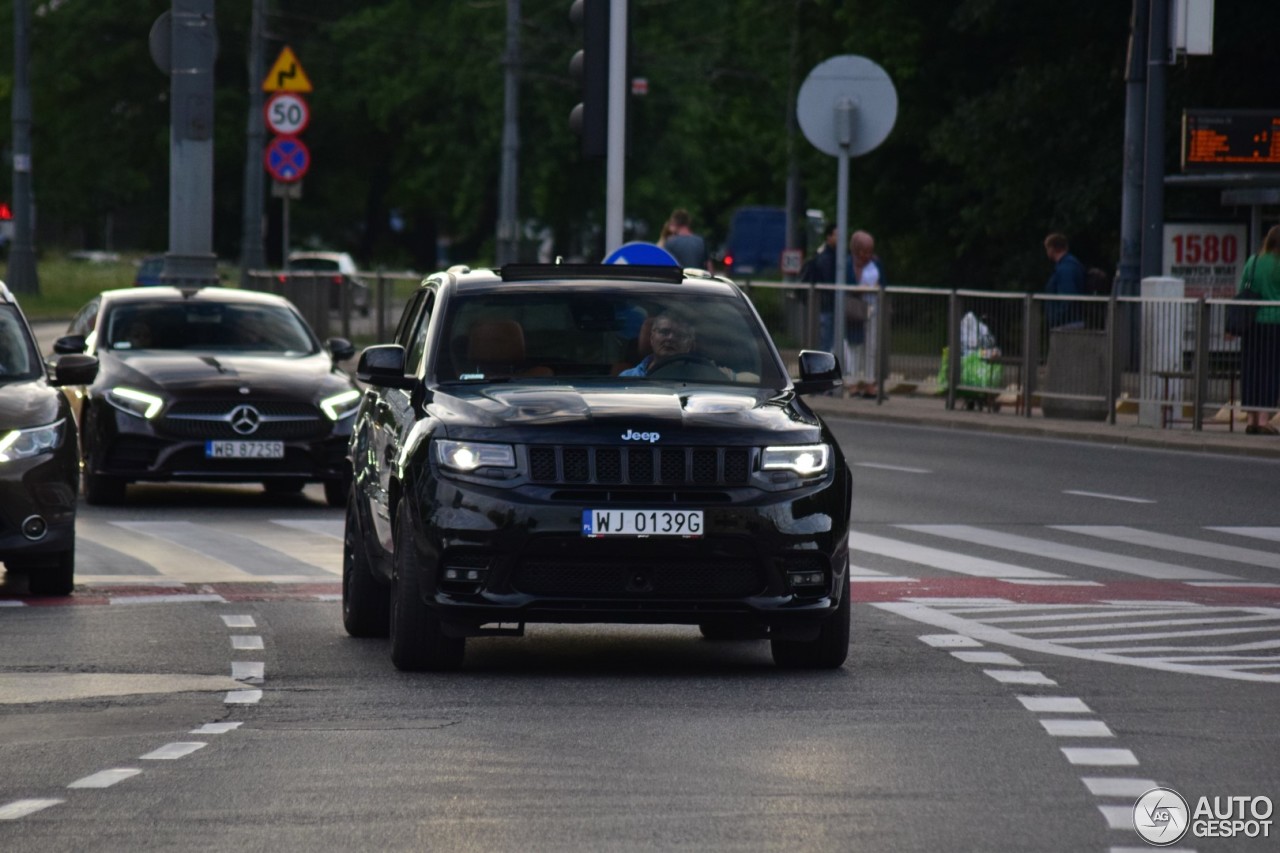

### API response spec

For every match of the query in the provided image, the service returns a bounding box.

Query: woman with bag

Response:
[1234,225,1280,435]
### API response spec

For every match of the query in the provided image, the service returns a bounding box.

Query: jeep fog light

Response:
[435,439,515,471]
[762,444,829,476]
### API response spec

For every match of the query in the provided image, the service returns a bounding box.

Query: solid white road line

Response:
[984,669,1056,685]
[1062,490,1155,504]
[0,799,63,819]
[1055,525,1280,570]
[1040,719,1114,737]
[68,768,141,789]
[140,742,206,760]
[1081,777,1159,797]
[850,532,1064,579]
[900,525,1236,581]
[231,635,264,650]
[1061,747,1139,766]
[221,615,256,628]
[1017,696,1092,714]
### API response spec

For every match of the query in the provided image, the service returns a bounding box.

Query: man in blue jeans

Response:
[1043,232,1085,329]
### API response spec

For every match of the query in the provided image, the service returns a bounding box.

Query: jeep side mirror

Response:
[792,350,842,395]
[357,344,415,390]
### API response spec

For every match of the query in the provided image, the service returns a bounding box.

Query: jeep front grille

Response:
[526,446,752,487]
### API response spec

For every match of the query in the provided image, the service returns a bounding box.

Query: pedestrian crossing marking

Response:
[850,532,1063,579]
[77,519,257,583]
[1054,525,1280,570]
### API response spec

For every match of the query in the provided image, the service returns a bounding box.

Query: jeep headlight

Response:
[320,389,362,421]
[106,387,164,419]
[761,443,830,476]
[0,419,65,463]
[436,439,516,471]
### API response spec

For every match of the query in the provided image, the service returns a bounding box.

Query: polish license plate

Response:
[205,440,285,459]
[582,509,703,538]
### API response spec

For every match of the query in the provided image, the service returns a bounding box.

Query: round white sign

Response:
[265,92,310,136]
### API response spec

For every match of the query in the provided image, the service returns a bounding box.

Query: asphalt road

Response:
[1,421,1277,851]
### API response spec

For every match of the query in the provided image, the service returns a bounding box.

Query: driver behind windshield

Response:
[617,310,696,377]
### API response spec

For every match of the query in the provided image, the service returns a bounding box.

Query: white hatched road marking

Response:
[1208,526,1280,544]
[850,532,1064,579]
[877,601,1280,682]
[1054,525,1280,570]
[898,525,1236,581]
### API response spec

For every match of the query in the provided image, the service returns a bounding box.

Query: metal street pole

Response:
[1139,0,1168,280]
[832,98,854,359]
[8,0,38,296]
[497,0,520,266]
[1116,0,1148,297]
[603,0,627,255]
[163,0,218,287]
[239,0,267,285]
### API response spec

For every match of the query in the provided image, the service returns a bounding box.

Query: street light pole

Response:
[8,0,38,296]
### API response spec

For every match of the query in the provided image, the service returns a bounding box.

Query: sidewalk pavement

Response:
[31,321,1279,461]
[805,389,1280,460]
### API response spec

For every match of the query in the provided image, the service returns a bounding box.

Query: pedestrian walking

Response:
[1233,224,1280,434]
[662,208,711,272]
[1043,232,1085,330]
[848,229,883,397]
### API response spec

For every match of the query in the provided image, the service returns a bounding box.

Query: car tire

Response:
[264,479,306,494]
[28,547,75,597]
[84,467,126,506]
[389,501,465,671]
[324,478,348,508]
[343,494,389,638]
[770,571,850,670]
[698,621,767,641]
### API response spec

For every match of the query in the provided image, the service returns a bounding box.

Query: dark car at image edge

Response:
[0,282,98,595]
[342,263,853,671]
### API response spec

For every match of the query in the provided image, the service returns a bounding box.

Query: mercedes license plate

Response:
[582,509,703,538]
[205,440,285,459]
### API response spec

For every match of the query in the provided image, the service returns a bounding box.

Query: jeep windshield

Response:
[434,286,788,388]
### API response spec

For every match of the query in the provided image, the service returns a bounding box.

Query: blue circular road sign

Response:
[264,135,310,183]
[603,242,680,266]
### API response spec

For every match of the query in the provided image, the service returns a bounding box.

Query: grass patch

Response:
[9,252,143,320]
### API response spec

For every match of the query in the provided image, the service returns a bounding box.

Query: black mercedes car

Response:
[0,282,98,595]
[344,264,852,671]
[54,286,361,506]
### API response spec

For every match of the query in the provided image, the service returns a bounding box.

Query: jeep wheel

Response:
[770,572,850,669]
[342,495,389,637]
[389,502,464,671]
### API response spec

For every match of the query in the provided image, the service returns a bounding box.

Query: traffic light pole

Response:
[8,0,38,296]
[603,0,627,256]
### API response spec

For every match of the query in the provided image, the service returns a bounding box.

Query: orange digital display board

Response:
[1182,110,1280,171]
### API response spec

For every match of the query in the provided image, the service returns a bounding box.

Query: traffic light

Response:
[569,0,609,159]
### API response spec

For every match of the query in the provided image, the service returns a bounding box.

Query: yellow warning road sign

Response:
[262,46,312,93]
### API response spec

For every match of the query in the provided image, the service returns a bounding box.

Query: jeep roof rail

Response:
[499,264,685,284]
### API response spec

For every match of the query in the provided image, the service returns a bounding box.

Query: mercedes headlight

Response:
[0,419,65,463]
[435,439,516,471]
[106,387,164,419]
[761,443,830,476]
[320,389,362,421]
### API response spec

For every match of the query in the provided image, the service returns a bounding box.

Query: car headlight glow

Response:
[106,387,164,419]
[761,443,830,476]
[0,419,65,463]
[320,389,362,421]
[435,439,516,471]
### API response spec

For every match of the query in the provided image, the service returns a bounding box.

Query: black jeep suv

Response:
[344,264,851,670]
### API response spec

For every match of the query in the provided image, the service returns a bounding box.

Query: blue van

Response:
[721,206,786,277]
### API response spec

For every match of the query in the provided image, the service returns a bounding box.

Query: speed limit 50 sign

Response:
[265,92,310,136]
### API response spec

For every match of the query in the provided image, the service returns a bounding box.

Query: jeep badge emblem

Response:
[621,429,660,443]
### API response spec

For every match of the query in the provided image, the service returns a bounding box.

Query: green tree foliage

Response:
[0,0,1277,288]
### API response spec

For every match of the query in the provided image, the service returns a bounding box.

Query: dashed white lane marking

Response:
[111,594,226,606]
[1040,719,1114,737]
[919,633,983,648]
[950,651,1022,666]
[1017,695,1092,714]
[1061,747,1139,766]
[899,525,1234,581]
[140,742,206,760]
[231,635,264,650]
[231,662,264,683]
[1098,805,1134,830]
[1062,490,1156,504]
[1055,525,1280,570]
[984,669,1057,685]
[225,689,263,704]
[1082,777,1159,797]
[854,462,932,474]
[221,615,256,628]
[851,532,1063,579]
[67,768,141,789]
[0,799,63,819]
[191,722,243,734]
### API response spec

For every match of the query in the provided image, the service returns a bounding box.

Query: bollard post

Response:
[1192,297,1209,431]
[1106,292,1119,425]
[946,289,958,411]
[875,287,889,404]
[806,281,818,350]
[376,269,388,342]
[1023,294,1038,418]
